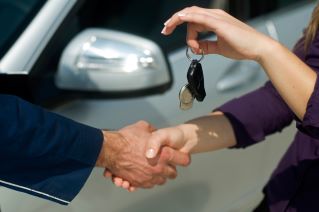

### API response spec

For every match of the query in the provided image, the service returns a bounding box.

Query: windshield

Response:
[0,0,45,59]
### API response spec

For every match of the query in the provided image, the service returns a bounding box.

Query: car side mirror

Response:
[55,28,171,93]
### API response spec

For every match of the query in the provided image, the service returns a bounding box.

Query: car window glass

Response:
[0,0,45,59]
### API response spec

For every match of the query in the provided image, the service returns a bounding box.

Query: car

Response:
[0,0,315,211]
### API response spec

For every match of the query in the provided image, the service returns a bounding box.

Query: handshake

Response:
[95,120,195,192]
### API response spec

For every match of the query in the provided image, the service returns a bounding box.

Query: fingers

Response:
[128,187,136,192]
[187,28,219,55]
[114,177,124,187]
[116,176,166,190]
[163,8,219,35]
[197,40,219,55]
[112,176,137,192]
[145,130,167,159]
[160,146,191,167]
[161,7,225,54]
[182,13,219,53]
[103,169,112,178]
[103,169,137,191]
[153,164,177,180]
[161,8,191,35]
[165,165,177,179]
[150,176,167,185]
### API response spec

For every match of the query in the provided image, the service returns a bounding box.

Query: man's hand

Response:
[96,121,190,189]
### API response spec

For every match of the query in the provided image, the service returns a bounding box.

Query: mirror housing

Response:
[55,28,171,92]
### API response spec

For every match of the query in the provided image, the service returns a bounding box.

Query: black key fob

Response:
[187,59,206,102]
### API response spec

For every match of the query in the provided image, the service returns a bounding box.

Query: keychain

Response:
[179,47,206,110]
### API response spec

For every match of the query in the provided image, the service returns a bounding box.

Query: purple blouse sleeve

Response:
[215,82,294,148]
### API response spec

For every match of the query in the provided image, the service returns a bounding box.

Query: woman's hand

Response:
[162,6,277,62]
[145,125,197,159]
[145,112,237,158]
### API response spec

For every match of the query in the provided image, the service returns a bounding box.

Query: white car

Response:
[0,0,314,211]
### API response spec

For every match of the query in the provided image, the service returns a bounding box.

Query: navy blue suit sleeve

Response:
[0,94,103,204]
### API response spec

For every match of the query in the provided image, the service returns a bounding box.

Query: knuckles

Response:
[152,165,165,175]
[159,146,173,162]
[157,178,167,185]
[188,6,200,11]
[169,171,177,179]
[136,120,151,129]
[213,9,226,15]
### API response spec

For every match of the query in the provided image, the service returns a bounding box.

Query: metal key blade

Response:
[179,84,194,110]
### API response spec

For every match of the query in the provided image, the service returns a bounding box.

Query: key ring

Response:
[186,46,204,62]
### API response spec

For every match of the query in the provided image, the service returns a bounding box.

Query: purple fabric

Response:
[215,30,319,211]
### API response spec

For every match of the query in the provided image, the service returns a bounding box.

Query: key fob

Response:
[187,60,206,102]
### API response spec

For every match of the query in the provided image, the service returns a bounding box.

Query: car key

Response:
[179,47,206,110]
[179,84,194,110]
[187,59,206,102]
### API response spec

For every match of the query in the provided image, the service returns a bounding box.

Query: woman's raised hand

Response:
[162,6,277,62]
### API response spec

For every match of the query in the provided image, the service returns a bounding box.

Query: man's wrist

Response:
[95,130,108,167]
[95,130,126,170]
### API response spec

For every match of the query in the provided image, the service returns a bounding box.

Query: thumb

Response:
[145,128,184,159]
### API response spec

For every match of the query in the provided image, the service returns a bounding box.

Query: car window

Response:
[0,0,45,59]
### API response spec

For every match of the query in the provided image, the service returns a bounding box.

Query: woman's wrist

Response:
[176,124,199,153]
[256,37,283,65]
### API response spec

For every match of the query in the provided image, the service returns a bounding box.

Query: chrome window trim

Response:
[0,0,77,75]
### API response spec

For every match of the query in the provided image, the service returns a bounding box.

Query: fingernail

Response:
[164,19,171,26]
[161,26,167,34]
[146,148,155,158]
[177,13,186,17]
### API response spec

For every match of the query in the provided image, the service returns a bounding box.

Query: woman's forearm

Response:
[258,40,317,120]
[177,111,236,154]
